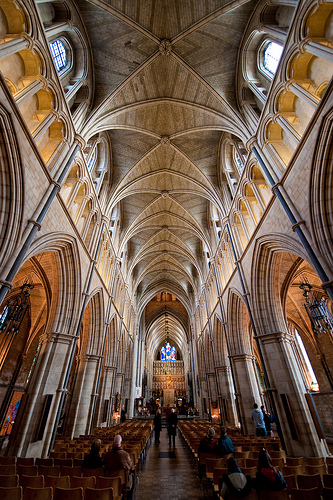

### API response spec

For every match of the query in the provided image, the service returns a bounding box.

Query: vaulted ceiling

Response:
[77,0,256,348]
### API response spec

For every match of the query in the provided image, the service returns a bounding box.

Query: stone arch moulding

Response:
[83,288,105,357]
[310,107,333,271]
[250,233,312,335]
[227,287,252,357]
[0,104,24,270]
[24,232,82,335]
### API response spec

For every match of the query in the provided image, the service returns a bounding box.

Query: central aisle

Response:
[134,423,212,500]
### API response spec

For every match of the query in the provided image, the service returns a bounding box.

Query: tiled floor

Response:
[133,427,212,500]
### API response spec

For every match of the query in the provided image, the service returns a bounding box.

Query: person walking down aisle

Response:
[168,407,178,446]
[154,409,162,444]
[251,403,266,437]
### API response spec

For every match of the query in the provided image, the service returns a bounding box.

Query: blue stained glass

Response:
[50,40,67,72]
[263,41,283,75]
[161,346,166,361]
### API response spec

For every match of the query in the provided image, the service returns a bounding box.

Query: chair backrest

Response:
[297,474,323,493]
[70,476,95,492]
[38,465,60,477]
[305,464,327,477]
[291,487,321,500]
[259,490,288,500]
[285,457,304,468]
[73,460,84,468]
[17,459,34,467]
[1,465,17,475]
[323,487,333,500]
[44,475,70,491]
[53,487,83,500]
[306,457,325,466]
[17,466,38,477]
[323,474,333,488]
[54,459,73,468]
[61,466,82,478]
[82,467,104,478]
[241,467,257,478]
[104,468,126,485]
[35,459,53,467]
[0,458,16,465]
[283,474,296,491]
[282,465,303,478]
[96,477,121,497]
[271,458,285,469]
[326,458,333,466]
[22,486,52,500]
[246,458,258,468]
[0,486,22,500]
[85,487,113,500]
[0,474,19,487]
[20,475,44,490]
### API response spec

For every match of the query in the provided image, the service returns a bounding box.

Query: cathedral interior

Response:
[0,0,332,460]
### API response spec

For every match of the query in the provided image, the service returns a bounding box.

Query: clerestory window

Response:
[50,40,67,72]
[263,41,283,75]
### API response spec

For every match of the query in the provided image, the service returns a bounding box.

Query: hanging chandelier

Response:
[299,278,333,335]
[0,279,34,335]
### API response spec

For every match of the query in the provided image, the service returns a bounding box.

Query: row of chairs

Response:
[0,486,114,500]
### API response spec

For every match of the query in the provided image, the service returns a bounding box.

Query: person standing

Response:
[251,403,267,437]
[261,405,272,436]
[154,408,162,444]
[120,405,126,423]
[168,407,178,446]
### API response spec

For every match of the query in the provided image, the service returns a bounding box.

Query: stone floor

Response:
[133,427,212,500]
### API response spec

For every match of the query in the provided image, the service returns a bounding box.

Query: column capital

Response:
[39,331,77,345]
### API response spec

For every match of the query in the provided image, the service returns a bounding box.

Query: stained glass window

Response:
[160,343,176,361]
[50,40,67,72]
[263,41,283,75]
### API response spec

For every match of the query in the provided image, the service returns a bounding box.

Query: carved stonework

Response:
[160,136,170,145]
[159,39,172,56]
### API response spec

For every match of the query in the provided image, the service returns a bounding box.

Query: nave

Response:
[134,426,209,500]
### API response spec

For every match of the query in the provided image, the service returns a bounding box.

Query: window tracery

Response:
[49,39,67,72]
[262,41,283,76]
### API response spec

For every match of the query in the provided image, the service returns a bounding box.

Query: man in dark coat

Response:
[168,407,178,446]
[154,408,162,444]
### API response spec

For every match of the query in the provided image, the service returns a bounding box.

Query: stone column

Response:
[70,353,101,437]
[217,366,238,426]
[230,353,262,435]
[259,331,328,456]
[7,331,76,458]
[129,330,139,418]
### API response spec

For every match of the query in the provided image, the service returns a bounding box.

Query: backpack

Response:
[222,474,253,499]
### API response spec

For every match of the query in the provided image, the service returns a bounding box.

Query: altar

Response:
[163,389,174,406]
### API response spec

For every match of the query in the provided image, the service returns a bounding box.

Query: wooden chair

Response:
[82,467,104,478]
[0,474,19,487]
[22,486,52,500]
[270,451,286,461]
[328,465,333,475]
[283,474,297,490]
[259,490,288,500]
[1,465,16,475]
[20,475,44,490]
[35,459,53,467]
[285,457,304,470]
[297,474,323,494]
[96,477,121,500]
[66,453,83,460]
[54,459,73,468]
[205,458,225,479]
[104,468,126,487]
[73,460,84,468]
[246,458,258,468]
[326,458,333,467]
[0,457,16,466]
[306,457,325,466]
[70,476,95,493]
[271,458,285,470]
[282,465,303,479]
[290,487,321,500]
[17,466,38,477]
[0,486,22,500]
[61,466,82,479]
[85,487,113,500]
[323,487,333,500]
[44,475,70,492]
[323,474,333,488]
[235,451,251,461]
[53,488,83,500]
[213,467,228,493]
[50,453,66,460]
[38,465,60,477]
[305,464,327,477]
[16,459,34,467]
[241,467,257,478]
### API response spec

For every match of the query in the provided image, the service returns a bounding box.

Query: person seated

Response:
[198,427,217,454]
[104,434,133,497]
[217,426,235,456]
[83,438,104,469]
[254,449,287,492]
[220,457,252,499]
